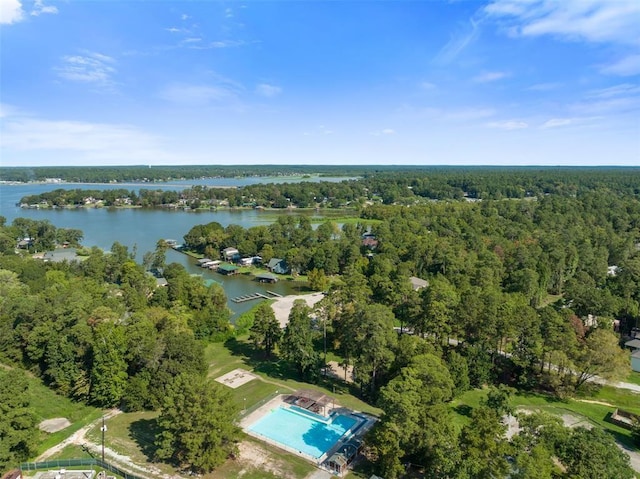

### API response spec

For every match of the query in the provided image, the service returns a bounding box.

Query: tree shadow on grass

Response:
[129,417,161,462]
[224,337,301,382]
[454,404,473,418]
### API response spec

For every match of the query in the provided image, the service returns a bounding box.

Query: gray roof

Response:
[267,258,284,269]
[625,339,640,350]
[409,276,429,291]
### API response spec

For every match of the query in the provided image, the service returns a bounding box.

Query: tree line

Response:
[18,167,640,210]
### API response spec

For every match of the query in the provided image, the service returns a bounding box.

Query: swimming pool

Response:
[248,405,359,459]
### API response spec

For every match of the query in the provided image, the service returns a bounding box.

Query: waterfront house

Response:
[208,260,222,270]
[222,247,240,261]
[197,258,213,267]
[266,258,289,274]
[239,257,254,267]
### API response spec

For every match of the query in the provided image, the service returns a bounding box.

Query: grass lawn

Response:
[626,371,640,387]
[205,336,382,416]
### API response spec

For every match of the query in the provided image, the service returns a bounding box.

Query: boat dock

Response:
[230,290,283,303]
[231,292,271,303]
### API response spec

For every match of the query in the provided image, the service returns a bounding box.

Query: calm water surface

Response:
[0,177,351,316]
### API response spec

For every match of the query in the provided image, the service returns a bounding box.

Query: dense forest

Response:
[1,168,640,478]
[17,167,640,209]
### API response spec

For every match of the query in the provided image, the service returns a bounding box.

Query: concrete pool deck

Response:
[240,393,377,470]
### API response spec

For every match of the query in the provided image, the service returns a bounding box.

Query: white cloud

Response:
[487,120,528,130]
[600,54,640,77]
[225,8,233,18]
[473,71,510,83]
[31,0,57,16]
[0,0,24,24]
[541,118,573,128]
[55,52,117,90]
[256,83,282,98]
[181,13,189,21]
[485,0,640,46]
[159,83,240,105]
[434,16,483,64]
[587,83,640,99]
[0,114,171,164]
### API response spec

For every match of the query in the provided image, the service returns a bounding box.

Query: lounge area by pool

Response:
[248,405,360,460]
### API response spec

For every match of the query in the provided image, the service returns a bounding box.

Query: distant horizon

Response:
[2,163,639,170]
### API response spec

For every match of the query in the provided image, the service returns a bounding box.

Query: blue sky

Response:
[1,0,639,166]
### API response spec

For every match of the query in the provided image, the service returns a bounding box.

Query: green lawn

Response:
[626,371,640,387]
[205,336,382,416]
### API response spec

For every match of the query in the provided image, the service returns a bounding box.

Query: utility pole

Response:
[100,416,107,463]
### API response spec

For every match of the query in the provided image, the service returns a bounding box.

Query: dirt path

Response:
[36,409,122,461]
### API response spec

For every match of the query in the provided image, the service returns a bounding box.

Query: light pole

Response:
[243,397,246,413]
[100,417,107,463]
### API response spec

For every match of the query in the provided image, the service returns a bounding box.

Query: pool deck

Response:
[240,394,377,470]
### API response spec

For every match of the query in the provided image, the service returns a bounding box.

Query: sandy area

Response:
[324,361,354,383]
[38,418,71,433]
[270,292,325,327]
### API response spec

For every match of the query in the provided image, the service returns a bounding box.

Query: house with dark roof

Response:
[266,258,289,274]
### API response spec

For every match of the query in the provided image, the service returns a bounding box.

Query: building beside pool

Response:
[239,389,376,476]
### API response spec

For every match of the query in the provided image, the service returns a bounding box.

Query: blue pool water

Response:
[248,406,358,459]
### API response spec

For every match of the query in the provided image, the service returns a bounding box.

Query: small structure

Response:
[255,272,278,283]
[632,350,640,373]
[610,408,640,430]
[361,233,378,249]
[266,258,289,274]
[217,264,239,275]
[325,438,363,475]
[222,247,240,261]
[164,239,178,248]
[285,389,335,416]
[17,238,32,249]
[624,338,640,350]
[409,276,429,291]
[197,258,213,266]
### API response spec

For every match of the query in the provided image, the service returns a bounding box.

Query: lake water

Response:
[0,177,351,316]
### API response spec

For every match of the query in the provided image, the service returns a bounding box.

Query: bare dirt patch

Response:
[237,441,301,479]
[38,418,71,433]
